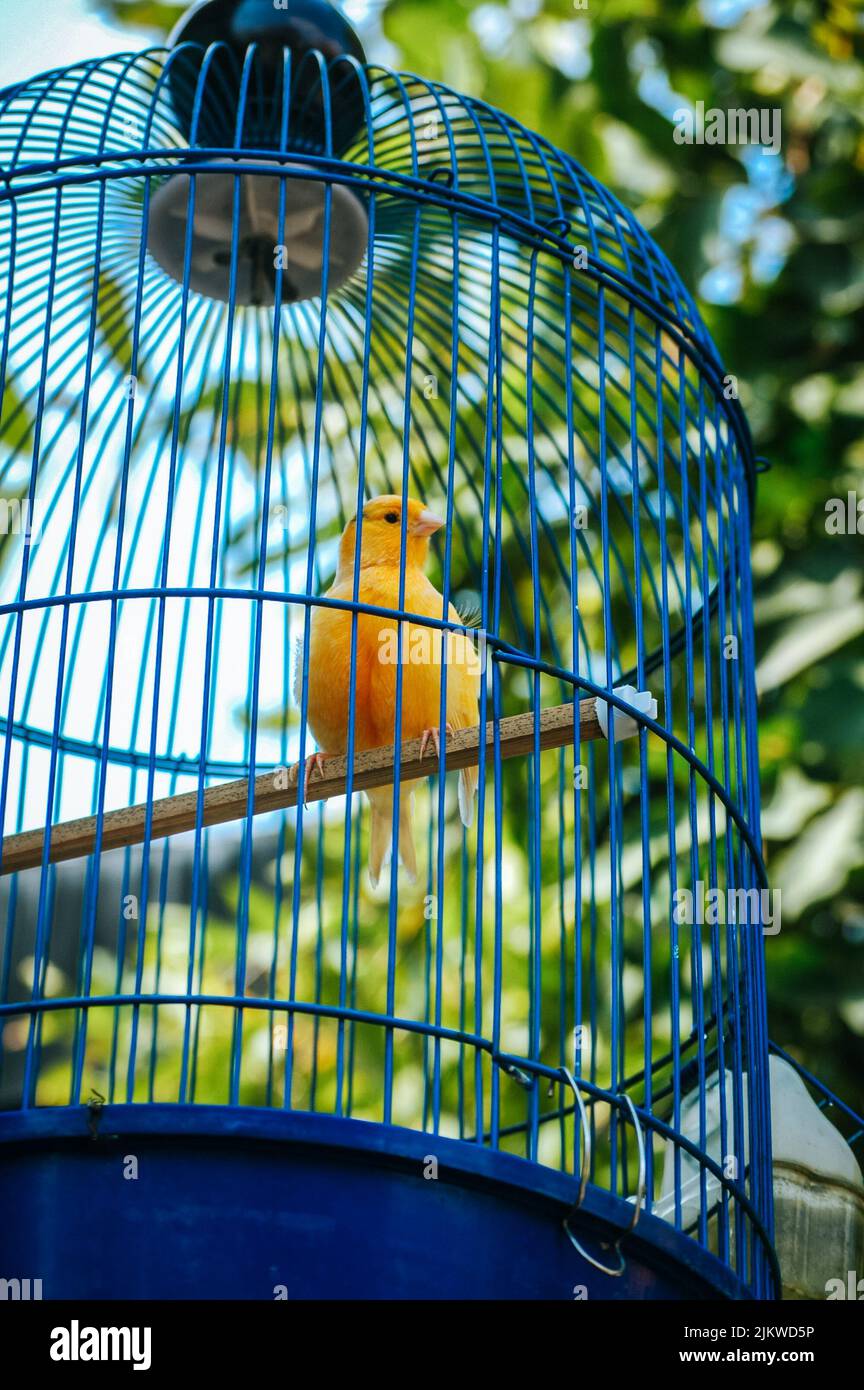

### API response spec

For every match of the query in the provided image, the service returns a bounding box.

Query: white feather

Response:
[458,769,475,829]
[453,590,483,629]
[292,635,305,707]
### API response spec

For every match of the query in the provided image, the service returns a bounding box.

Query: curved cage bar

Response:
[0,40,775,1299]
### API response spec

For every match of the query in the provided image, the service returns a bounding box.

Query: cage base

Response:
[0,1104,752,1300]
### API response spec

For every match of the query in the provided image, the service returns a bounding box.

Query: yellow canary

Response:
[298,495,480,886]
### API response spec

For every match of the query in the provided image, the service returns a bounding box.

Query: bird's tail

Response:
[367,786,417,888]
[458,765,478,829]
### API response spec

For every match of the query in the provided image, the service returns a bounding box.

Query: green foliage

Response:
[0,376,36,456]
[94,0,186,33]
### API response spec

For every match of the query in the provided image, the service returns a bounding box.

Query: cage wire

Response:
[0,39,776,1294]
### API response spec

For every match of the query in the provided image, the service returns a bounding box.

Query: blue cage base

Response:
[0,1100,750,1295]
[0,1105,750,1300]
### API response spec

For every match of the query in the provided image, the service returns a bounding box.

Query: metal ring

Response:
[559,1067,591,1208]
[562,1220,627,1278]
[618,1091,646,1235]
[559,1078,646,1278]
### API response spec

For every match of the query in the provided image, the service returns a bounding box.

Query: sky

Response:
[0,0,156,91]
[0,0,388,92]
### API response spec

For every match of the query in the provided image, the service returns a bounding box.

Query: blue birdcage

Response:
[0,0,779,1299]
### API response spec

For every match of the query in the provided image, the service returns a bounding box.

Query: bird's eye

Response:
[384,512,399,524]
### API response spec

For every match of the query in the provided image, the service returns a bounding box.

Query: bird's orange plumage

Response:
[303,495,480,885]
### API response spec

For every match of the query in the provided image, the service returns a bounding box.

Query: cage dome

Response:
[0,11,776,1301]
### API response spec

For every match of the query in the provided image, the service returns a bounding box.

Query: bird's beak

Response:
[412,509,445,536]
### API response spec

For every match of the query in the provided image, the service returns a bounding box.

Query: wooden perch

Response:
[0,694,644,876]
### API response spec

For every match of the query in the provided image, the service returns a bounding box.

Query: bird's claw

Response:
[291,752,331,807]
[418,723,455,761]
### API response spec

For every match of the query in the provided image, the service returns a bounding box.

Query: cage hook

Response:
[559,1074,646,1278]
[559,1067,625,1276]
[545,215,572,237]
[427,165,454,187]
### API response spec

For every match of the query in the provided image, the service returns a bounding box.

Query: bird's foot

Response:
[418,723,455,761]
[290,752,332,807]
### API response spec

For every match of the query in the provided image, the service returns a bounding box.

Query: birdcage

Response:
[0,1,778,1299]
